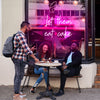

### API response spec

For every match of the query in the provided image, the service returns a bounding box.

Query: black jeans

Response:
[59,68,66,91]
[57,66,76,91]
[12,58,26,94]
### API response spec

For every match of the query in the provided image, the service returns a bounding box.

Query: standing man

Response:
[12,21,39,100]
[54,41,82,96]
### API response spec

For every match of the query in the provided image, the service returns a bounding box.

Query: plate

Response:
[40,61,45,63]
[53,62,59,63]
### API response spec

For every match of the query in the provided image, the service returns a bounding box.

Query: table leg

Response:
[36,67,56,100]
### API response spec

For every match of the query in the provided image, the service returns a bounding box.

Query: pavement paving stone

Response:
[0,85,100,100]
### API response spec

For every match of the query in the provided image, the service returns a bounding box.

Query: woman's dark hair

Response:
[38,42,52,59]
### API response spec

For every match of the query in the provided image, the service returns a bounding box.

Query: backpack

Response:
[2,33,17,57]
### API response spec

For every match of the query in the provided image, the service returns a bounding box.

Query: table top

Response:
[35,61,62,67]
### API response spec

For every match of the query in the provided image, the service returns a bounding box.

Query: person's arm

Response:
[18,34,39,62]
[61,54,69,70]
[30,53,39,62]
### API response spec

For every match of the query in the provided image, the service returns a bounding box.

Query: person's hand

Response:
[31,46,36,52]
[62,65,68,71]
[63,62,66,66]
[34,58,40,63]
[41,58,46,62]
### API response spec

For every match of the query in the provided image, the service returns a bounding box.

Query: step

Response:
[97,69,100,74]
[96,74,100,76]
[97,64,100,68]
[95,76,100,81]
[95,81,100,84]
[94,84,100,88]
[97,67,100,70]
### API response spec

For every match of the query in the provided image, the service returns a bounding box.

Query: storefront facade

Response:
[0,0,98,88]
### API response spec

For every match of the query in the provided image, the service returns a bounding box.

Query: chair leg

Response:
[76,78,81,93]
[21,76,27,92]
[26,76,30,87]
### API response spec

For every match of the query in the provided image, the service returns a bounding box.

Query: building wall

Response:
[0,0,2,55]
[0,0,24,85]
[2,0,24,48]
[0,0,97,88]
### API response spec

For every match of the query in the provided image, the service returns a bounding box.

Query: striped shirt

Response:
[12,31,33,61]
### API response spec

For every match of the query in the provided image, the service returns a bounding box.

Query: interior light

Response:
[73,0,78,6]
[59,0,64,5]
[81,17,85,22]
[44,0,49,5]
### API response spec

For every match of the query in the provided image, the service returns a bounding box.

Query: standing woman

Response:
[30,42,52,93]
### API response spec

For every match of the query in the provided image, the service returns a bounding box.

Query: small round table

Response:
[35,61,62,100]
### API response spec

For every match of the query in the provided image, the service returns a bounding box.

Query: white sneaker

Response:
[13,94,28,100]
[19,92,26,97]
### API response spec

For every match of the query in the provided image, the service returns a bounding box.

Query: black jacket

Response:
[64,50,82,76]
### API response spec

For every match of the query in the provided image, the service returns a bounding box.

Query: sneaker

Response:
[13,94,28,100]
[30,87,36,94]
[19,92,26,97]
[54,90,64,96]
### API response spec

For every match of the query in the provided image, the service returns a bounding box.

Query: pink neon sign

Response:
[44,28,72,38]
[45,16,73,26]
[55,17,72,25]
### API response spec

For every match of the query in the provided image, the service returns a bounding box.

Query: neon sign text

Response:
[55,17,72,25]
[45,16,73,26]
[44,27,72,38]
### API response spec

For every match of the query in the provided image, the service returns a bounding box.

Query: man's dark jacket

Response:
[64,50,82,76]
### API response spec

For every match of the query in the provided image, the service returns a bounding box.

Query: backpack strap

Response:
[12,33,20,53]
[12,32,24,53]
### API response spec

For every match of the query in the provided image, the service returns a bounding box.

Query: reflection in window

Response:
[37,10,44,16]
[74,10,79,16]
[63,10,66,16]
[59,10,62,16]
[71,10,74,16]
[66,10,70,16]
[55,10,58,16]
[80,10,85,16]
[45,10,49,16]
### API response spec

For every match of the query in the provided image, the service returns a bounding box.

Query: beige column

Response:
[2,0,24,52]
[0,0,2,55]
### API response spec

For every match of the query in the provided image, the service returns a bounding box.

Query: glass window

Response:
[41,10,44,16]
[80,10,85,16]
[74,10,79,16]
[71,10,74,16]
[66,10,70,16]
[27,0,96,62]
[59,10,62,16]
[37,10,41,16]
[37,10,44,16]
[55,10,58,16]
[45,10,49,16]
[63,10,66,16]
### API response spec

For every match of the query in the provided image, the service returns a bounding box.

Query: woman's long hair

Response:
[38,42,52,59]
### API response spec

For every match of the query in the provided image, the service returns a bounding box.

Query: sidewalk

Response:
[0,85,100,100]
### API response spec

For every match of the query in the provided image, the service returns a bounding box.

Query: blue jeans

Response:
[12,58,26,94]
[33,67,48,87]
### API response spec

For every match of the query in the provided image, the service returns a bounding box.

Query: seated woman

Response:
[30,42,52,93]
